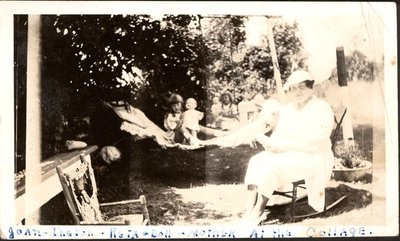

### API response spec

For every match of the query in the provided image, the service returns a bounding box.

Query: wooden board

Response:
[15,145,98,223]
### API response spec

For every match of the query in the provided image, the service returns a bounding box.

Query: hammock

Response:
[104,98,281,151]
[103,102,205,150]
[200,98,281,148]
[200,119,271,148]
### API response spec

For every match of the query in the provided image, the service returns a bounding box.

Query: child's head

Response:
[220,92,233,105]
[100,146,122,164]
[212,96,220,105]
[171,102,182,113]
[168,94,183,113]
[185,98,197,110]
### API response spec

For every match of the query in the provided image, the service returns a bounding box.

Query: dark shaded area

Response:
[38,193,75,225]
[14,15,28,173]
[88,102,130,149]
[265,184,373,224]
[128,143,261,188]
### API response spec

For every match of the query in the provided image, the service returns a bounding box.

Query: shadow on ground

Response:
[91,141,261,225]
[265,184,373,224]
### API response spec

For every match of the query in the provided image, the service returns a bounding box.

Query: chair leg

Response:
[140,195,150,225]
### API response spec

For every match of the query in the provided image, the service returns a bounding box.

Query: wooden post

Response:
[0,13,15,228]
[336,47,354,147]
[266,17,285,102]
[25,15,42,224]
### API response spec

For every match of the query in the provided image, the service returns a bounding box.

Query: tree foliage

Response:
[41,15,212,124]
[199,16,247,101]
[330,50,377,82]
[345,50,377,82]
[203,17,306,103]
[42,15,305,117]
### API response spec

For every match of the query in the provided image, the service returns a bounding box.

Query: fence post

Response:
[336,46,355,147]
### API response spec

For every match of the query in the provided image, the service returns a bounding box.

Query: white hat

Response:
[283,70,314,91]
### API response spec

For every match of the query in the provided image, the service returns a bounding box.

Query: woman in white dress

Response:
[242,70,335,224]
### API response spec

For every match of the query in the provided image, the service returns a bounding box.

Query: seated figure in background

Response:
[216,91,240,130]
[201,90,282,148]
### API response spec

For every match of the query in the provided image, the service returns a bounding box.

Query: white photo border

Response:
[0,1,398,239]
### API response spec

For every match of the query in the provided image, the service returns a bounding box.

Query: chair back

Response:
[56,154,103,224]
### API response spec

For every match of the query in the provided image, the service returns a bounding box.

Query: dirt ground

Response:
[39,124,387,226]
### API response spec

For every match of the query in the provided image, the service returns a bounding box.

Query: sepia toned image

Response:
[0,1,398,239]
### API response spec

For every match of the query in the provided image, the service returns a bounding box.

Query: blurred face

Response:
[212,97,219,104]
[101,146,121,164]
[171,102,182,113]
[287,82,313,105]
[221,94,231,105]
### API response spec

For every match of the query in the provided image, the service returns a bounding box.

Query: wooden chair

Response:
[56,153,150,225]
[268,108,348,222]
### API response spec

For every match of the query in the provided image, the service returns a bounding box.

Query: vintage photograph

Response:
[1,1,398,238]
